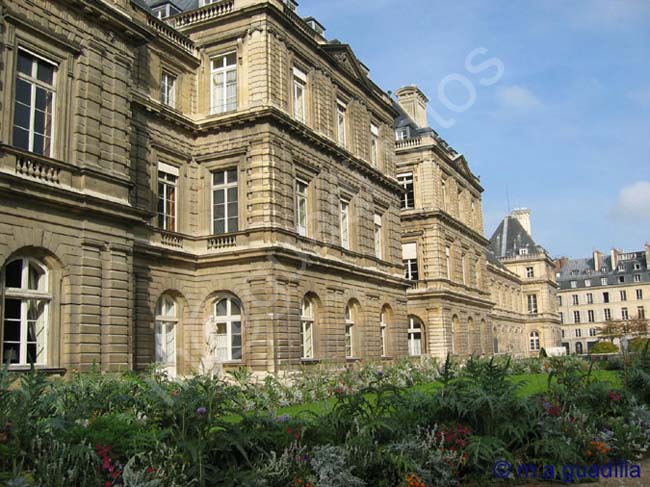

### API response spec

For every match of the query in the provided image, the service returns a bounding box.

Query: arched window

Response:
[301,297,314,359]
[345,305,354,358]
[2,258,49,366]
[408,316,424,356]
[529,331,540,351]
[380,308,388,357]
[452,315,462,354]
[155,295,177,374]
[575,341,583,354]
[212,297,242,361]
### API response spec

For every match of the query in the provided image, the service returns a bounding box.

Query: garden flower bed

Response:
[1,353,649,486]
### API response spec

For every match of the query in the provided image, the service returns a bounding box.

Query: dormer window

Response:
[395,127,410,141]
[518,248,528,256]
[617,264,625,272]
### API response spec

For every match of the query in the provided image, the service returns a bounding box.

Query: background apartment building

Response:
[556,246,650,354]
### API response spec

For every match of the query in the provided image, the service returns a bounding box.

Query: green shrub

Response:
[629,337,650,353]
[589,342,619,354]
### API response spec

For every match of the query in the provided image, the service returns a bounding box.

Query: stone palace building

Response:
[0,0,560,375]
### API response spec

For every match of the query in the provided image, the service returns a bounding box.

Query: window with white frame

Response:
[601,277,608,286]
[519,248,529,256]
[2,258,50,366]
[445,245,451,280]
[374,213,383,259]
[638,306,645,319]
[620,290,627,301]
[155,295,177,373]
[572,294,579,305]
[570,281,577,288]
[621,307,629,320]
[527,294,538,314]
[604,308,611,321]
[345,305,354,358]
[210,52,237,114]
[157,162,178,231]
[634,274,641,283]
[339,198,350,249]
[212,297,242,361]
[575,328,581,337]
[586,293,593,304]
[408,316,423,356]
[526,267,534,278]
[585,279,591,287]
[13,49,56,156]
[402,243,418,281]
[529,331,540,351]
[559,312,564,324]
[292,67,307,122]
[637,289,643,300]
[296,179,308,237]
[336,99,347,147]
[618,276,625,284]
[589,327,597,337]
[617,264,625,272]
[395,127,410,141]
[301,297,314,359]
[558,296,563,306]
[161,72,176,108]
[634,263,642,270]
[370,124,379,166]
[587,310,595,322]
[603,292,610,303]
[380,309,388,356]
[212,169,238,234]
[398,173,415,209]
[574,310,581,323]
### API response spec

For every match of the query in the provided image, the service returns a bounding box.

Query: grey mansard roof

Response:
[556,251,650,291]
[488,215,545,259]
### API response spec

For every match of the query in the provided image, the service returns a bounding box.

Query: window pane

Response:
[34,109,46,135]
[3,319,20,341]
[15,78,31,105]
[216,300,228,316]
[213,171,225,186]
[12,127,29,150]
[214,204,225,219]
[5,261,23,288]
[13,102,31,131]
[228,216,238,232]
[3,344,19,364]
[18,51,33,75]
[232,320,241,333]
[231,300,241,315]
[213,219,225,234]
[4,299,21,319]
[226,53,237,66]
[227,169,238,183]
[37,61,55,85]
[231,346,242,360]
[227,187,238,202]
[231,333,241,348]
[214,189,225,205]
[32,134,45,155]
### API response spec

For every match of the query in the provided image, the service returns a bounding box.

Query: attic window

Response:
[518,248,528,256]
[395,127,410,141]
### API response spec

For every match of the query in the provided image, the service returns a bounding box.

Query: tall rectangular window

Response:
[13,49,56,157]
[210,52,237,114]
[603,292,609,303]
[588,310,595,322]
[634,274,641,283]
[445,245,451,280]
[604,308,611,321]
[161,72,176,108]
[370,124,379,166]
[527,294,538,315]
[461,253,467,285]
[559,312,564,324]
[293,67,307,122]
[296,179,308,237]
[526,267,534,278]
[620,290,627,301]
[374,213,383,259]
[601,277,608,286]
[558,296,563,306]
[622,307,629,320]
[574,311,581,324]
[575,328,581,337]
[402,243,418,281]
[336,99,347,147]
[637,289,644,300]
[586,293,593,304]
[572,294,579,305]
[339,199,350,249]
[398,173,414,209]
[638,306,645,319]
[212,169,238,234]
[157,162,179,231]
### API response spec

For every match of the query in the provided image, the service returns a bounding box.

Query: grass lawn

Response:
[266,369,623,420]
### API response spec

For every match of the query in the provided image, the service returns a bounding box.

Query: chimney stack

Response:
[645,243,650,270]
[593,250,603,271]
[395,85,429,128]
[611,248,620,270]
[511,208,532,237]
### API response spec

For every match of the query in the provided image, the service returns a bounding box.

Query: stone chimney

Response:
[511,208,532,237]
[395,85,429,128]
[645,243,650,270]
[555,257,568,272]
[611,248,620,270]
[593,250,603,271]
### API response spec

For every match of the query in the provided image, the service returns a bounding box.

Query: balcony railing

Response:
[147,16,198,57]
[207,234,237,250]
[15,153,61,185]
[170,0,234,29]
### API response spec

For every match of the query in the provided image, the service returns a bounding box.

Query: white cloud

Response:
[613,181,650,221]
[495,85,543,111]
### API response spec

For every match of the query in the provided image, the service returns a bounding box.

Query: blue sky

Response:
[300,0,650,258]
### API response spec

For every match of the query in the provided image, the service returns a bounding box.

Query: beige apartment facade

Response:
[0,0,410,375]
[556,246,650,354]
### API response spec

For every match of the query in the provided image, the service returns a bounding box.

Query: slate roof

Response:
[556,251,650,291]
[488,215,546,259]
